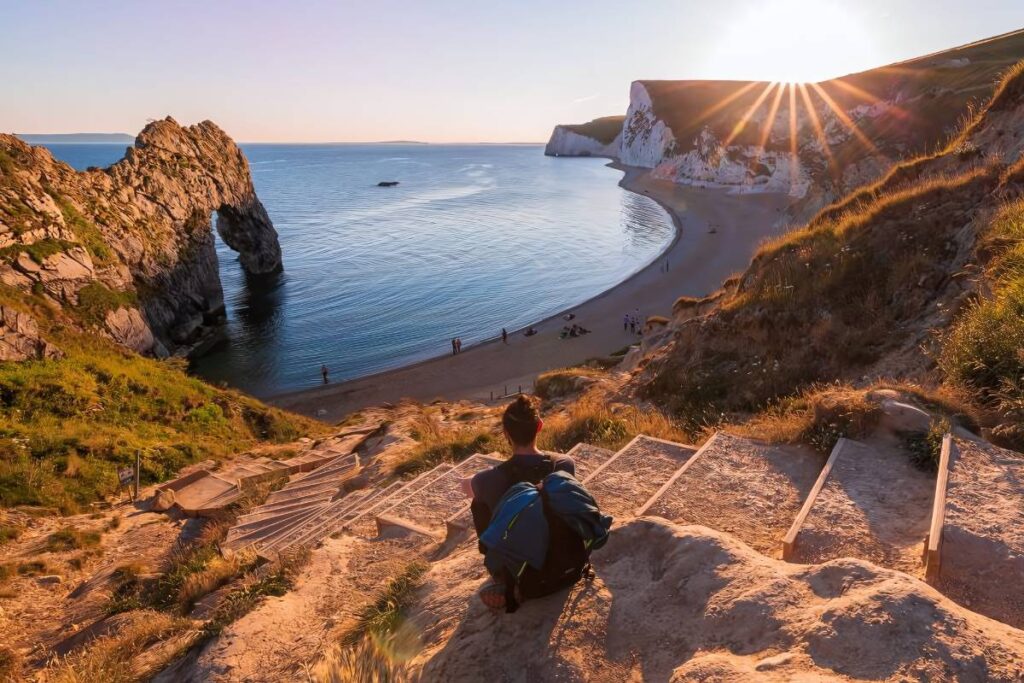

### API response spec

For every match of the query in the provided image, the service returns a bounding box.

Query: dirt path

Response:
[937,436,1024,629]
[645,433,822,555]
[792,437,934,576]
[270,170,791,421]
[407,519,1024,682]
[585,436,695,519]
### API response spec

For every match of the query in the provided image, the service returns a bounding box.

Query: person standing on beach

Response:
[502,328,508,344]
[452,338,458,356]
[320,364,329,384]
[456,337,463,354]
[623,313,629,331]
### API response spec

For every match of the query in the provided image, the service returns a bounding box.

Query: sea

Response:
[41,142,675,396]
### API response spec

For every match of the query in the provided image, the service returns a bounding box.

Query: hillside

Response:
[549,29,1024,218]
[632,59,1024,448]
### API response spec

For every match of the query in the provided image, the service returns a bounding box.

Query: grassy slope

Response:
[0,286,325,513]
[638,60,1024,436]
[560,116,625,145]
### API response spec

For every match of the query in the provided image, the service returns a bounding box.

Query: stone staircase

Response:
[636,432,822,555]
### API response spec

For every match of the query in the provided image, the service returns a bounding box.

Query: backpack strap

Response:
[500,455,556,488]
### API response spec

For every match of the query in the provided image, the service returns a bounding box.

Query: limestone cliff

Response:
[0,117,281,356]
[544,116,624,159]
[552,29,1024,219]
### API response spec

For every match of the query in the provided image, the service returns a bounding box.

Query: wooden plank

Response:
[781,437,848,561]
[375,513,442,541]
[634,433,720,517]
[924,434,955,581]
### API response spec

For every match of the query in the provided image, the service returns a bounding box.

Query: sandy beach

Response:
[270,166,792,421]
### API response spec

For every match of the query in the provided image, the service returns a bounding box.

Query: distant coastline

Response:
[16,133,134,144]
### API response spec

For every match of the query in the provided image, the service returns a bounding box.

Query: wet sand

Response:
[270,166,792,421]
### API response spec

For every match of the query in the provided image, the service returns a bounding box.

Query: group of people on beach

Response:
[624,308,644,335]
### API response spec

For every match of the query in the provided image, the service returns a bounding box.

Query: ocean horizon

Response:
[43,142,675,395]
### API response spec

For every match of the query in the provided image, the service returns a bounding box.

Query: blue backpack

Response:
[480,470,612,612]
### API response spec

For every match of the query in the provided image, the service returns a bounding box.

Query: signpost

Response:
[118,466,135,502]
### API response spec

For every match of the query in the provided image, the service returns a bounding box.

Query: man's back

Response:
[470,452,575,535]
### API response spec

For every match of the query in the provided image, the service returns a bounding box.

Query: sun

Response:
[708,0,880,84]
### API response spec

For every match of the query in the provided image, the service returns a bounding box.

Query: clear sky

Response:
[2,0,1023,142]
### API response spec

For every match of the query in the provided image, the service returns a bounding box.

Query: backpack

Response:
[478,466,612,613]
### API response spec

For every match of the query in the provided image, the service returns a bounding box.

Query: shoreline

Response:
[269,163,791,421]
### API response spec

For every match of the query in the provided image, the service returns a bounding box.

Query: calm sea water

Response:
[42,143,674,395]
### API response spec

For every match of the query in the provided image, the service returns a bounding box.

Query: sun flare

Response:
[709,0,880,83]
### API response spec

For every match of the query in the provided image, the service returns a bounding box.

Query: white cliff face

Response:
[620,82,678,168]
[544,127,621,158]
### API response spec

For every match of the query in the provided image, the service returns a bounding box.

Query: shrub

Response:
[46,527,102,553]
[0,523,21,545]
[534,367,601,400]
[901,419,950,472]
[940,199,1024,412]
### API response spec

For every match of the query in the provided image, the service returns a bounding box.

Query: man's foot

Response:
[479,582,507,609]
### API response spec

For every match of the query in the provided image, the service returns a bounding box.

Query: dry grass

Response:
[534,367,604,400]
[311,561,426,683]
[44,609,195,683]
[729,384,882,453]
[46,526,102,553]
[539,394,689,452]
[394,409,504,476]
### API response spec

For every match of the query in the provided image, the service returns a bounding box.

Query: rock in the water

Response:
[0,117,282,356]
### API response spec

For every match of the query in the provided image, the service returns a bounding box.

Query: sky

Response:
[2,0,1024,143]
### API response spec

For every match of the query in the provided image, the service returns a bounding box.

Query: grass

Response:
[901,419,950,472]
[0,238,76,265]
[0,286,325,513]
[939,198,1024,414]
[312,561,427,682]
[341,561,428,647]
[201,547,310,637]
[560,116,624,145]
[0,523,21,545]
[46,526,102,553]
[43,609,196,683]
[728,384,882,453]
[538,394,689,452]
[394,408,504,476]
[73,283,137,328]
[534,367,603,400]
[0,647,21,682]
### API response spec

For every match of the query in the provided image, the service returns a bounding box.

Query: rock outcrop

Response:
[0,305,63,361]
[544,116,623,159]
[0,117,281,356]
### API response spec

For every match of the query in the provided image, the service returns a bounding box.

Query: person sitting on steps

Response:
[461,395,575,608]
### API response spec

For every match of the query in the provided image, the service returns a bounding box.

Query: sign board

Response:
[118,467,135,486]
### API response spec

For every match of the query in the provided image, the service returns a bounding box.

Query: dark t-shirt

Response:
[470,452,575,531]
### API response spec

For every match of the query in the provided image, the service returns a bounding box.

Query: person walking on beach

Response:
[320,364,329,384]
[623,313,629,331]
[452,338,458,356]
[456,337,463,354]
[502,328,508,344]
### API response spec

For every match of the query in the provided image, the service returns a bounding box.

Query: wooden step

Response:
[345,464,455,536]
[565,443,616,481]
[583,435,697,518]
[639,432,822,556]
[375,453,502,537]
[782,438,934,574]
